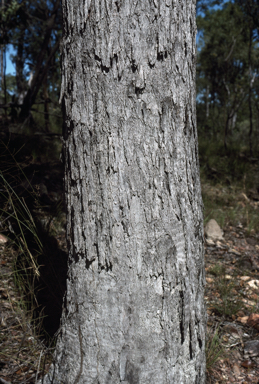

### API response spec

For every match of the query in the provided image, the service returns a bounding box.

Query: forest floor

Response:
[204,224,259,383]
[0,141,259,383]
[1,212,259,383]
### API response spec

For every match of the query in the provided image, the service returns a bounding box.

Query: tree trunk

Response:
[206,84,209,118]
[43,77,50,132]
[43,1,206,383]
[0,0,5,107]
[16,27,26,104]
[248,26,253,157]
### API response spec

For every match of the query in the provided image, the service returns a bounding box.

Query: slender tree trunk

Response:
[43,77,50,132]
[248,25,253,156]
[248,86,253,156]
[224,116,229,150]
[43,1,206,383]
[16,27,27,105]
[206,84,209,118]
[0,0,4,106]
[0,46,3,104]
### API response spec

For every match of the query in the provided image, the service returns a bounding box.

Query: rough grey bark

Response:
[43,0,206,383]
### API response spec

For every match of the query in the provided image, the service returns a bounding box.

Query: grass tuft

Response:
[206,324,225,378]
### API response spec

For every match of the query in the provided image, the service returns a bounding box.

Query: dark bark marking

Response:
[106,361,120,383]
[135,86,144,97]
[198,336,203,349]
[184,41,187,57]
[131,62,137,73]
[127,82,135,98]
[184,105,189,136]
[70,206,77,262]
[63,119,75,141]
[157,51,168,61]
[194,221,203,242]
[85,258,94,269]
[179,290,185,344]
[121,218,130,236]
[115,1,120,12]
[99,260,113,272]
[141,102,146,121]
[95,54,110,73]
[111,54,118,70]
[189,323,193,360]
[162,341,170,359]
[164,170,170,195]
[125,360,140,384]
[101,64,110,74]
[196,372,201,384]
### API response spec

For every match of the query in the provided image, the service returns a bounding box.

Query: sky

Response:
[6,45,16,75]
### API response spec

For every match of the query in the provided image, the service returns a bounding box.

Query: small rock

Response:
[223,323,242,337]
[233,363,240,377]
[242,298,256,306]
[236,310,246,317]
[247,313,259,331]
[204,219,224,241]
[216,240,225,248]
[229,248,241,256]
[0,234,8,244]
[206,238,215,246]
[240,276,250,282]
[247,280,259,290]
[40,182,48,196]
[231,350,242,360]
[225,275,232,280]
[244,340,259,357]
[241,360,256,368]
[237,316,248,324]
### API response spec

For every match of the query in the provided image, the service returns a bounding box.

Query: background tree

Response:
[0,0,62,131]
[196,0,259,151]
[236,0,259,154]
[42,0,206,383]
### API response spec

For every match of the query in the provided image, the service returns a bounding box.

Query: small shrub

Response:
[209,263,225,277]
[213,276,243,317]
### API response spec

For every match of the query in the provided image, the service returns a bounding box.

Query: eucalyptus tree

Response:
[42,0,206,383]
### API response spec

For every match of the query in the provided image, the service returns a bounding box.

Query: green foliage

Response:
[0,0,20,44]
